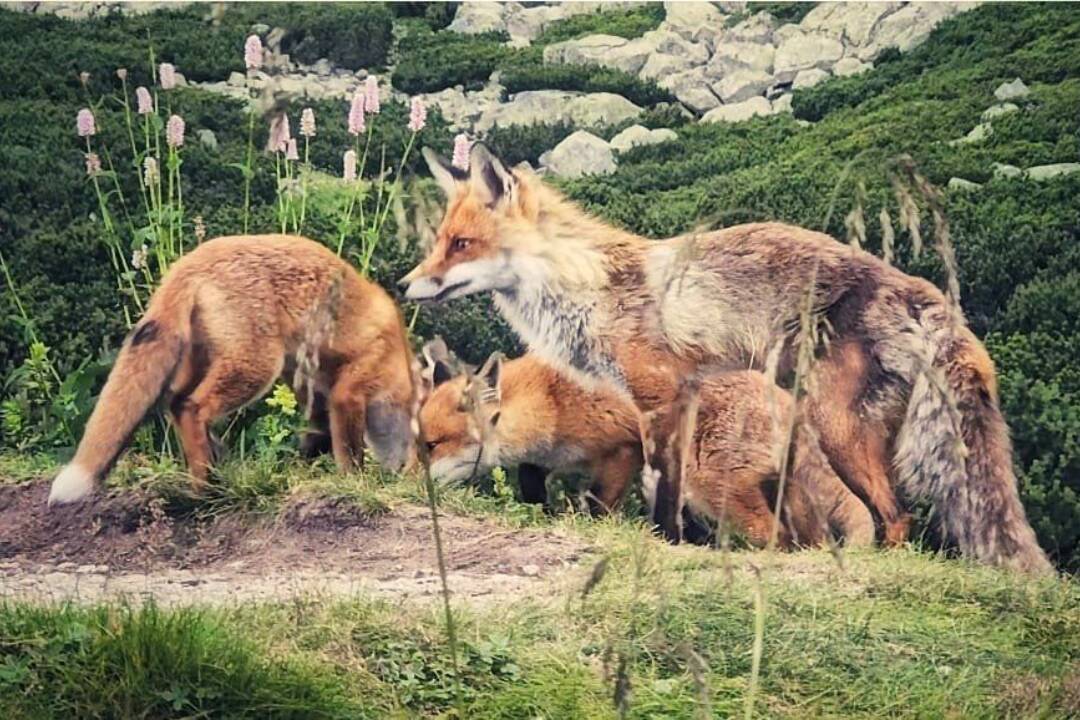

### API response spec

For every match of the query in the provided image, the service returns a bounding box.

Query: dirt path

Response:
[0,481,593,607]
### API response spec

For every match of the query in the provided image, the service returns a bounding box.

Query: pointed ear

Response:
[432,360,454,387]
[475,351,504,405]
[469,143,515,208]
[422,147,466,197]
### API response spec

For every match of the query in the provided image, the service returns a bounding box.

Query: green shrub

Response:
[501,62,674,107]
[746,2,818,25]
[270,3,394,70]
[532,4,666,45]
[392,31,513,94]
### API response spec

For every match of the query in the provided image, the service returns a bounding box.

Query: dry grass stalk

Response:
[879,206,896,265]
[844,180,868,250]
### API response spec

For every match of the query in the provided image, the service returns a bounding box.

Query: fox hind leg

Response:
[328,372,368,473]
[171,350,283,491]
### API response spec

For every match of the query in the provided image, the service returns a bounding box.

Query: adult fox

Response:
[402,143,1051,574]
[49,235,415,505]
[419,349,874,548]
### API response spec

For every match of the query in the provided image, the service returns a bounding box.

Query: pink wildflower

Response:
[79,71,90,87]
[347,89,365,135]
[286,138,299,161]
[76,108,96,137]
[85,152,101,176]
[166,114,185,148]
[407,97,427,133]
[300,107,316,137]
[364,75,380,115]
[159,62,177,90]
[143,156,159,186]
[135,86,153,115]
[343,149,357,181]
[452,133,472,171]
[267,113,291,153]
[244,34,263,70]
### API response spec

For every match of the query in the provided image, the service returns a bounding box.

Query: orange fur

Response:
[50,235,414,504]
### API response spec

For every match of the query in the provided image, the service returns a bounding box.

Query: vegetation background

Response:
[0,3,1078,717]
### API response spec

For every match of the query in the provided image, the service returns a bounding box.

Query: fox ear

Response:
[432,360,454,387]
[475,351,504,404]
[469,143,515,208]
[422,147,466,197]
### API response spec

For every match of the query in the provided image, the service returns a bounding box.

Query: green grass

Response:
[1,511,1076,718]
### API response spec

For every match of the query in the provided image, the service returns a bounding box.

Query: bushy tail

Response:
[48,311,187,505]
[785,419,875,548]
[894,321,1052,574]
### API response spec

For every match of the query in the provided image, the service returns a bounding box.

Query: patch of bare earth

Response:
[0,480,592,607]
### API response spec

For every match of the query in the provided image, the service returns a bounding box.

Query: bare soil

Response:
[0,480,592,606]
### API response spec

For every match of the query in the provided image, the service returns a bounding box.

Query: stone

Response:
[266,26,287,54]
[992,162,1022,179]
[705,41,775,77]
[226,71,246,87]
[543,34,653,76]
[197,129,218,152]
[793,68,830,89]
[950,122,993,145]
[701,96,773,123]
[1026,163,1080,181]
[311,58,332,76]
[544,131,616,178]
[521,564,541,577]
[947,177,981,191]
[772,23,804,44]
[800,2,902,47]
[981,103,1019,121]
[474,91,642,133]
[658,68,721,113]
[858,2,978,60]
[639,52,690,83]
[712,68,773,103]
[774,31,844,81]
[722,12,776,44]
[832,57,873,77]
[662,1,726,47]
[771,93,793,113]
[609,125,678,153]
[447,1,506,34]
[994,78,1030,102]
[640,29,710,65]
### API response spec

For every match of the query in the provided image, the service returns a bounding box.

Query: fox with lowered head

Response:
[402,143,1052,574]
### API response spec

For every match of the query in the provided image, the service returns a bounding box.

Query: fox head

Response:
[402,143,544,304]
[418,347,505,484]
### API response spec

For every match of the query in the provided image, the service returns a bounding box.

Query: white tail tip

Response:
[48,464,96,506]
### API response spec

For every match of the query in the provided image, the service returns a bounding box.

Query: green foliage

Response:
[501,62,675,107]
[484,121,578,167]
[532,4,666,45]
[267,3,394,70]
[0,602,365,718]
[746,2,818,25]
[392,30,513,94]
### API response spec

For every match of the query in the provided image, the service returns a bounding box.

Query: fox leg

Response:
[588,444,642,514]
[721,479,792,550]
[299,392,333,459]
[517,463,549,505]
[807,342,911,546]
[328,370,368,472]
[171,352,283,490]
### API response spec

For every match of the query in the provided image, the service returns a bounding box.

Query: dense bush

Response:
[745,3,817,25]
[532,4,666,45]
[270,3,394,70]
[501,62,675,107]
[392,30,514,94]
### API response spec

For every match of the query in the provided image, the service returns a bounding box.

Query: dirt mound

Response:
[0,480,592,606]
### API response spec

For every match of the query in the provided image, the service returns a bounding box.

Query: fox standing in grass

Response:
[403,143,1051,574]
[49,235,415,505]
[420,349,874,548]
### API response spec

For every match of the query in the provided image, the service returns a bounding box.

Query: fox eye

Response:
[425,440,438,453]
[449,237,472,255]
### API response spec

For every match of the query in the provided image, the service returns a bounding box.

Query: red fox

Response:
[402,143,1051,573]
[419,349,874,548]
[49,235,415,505]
